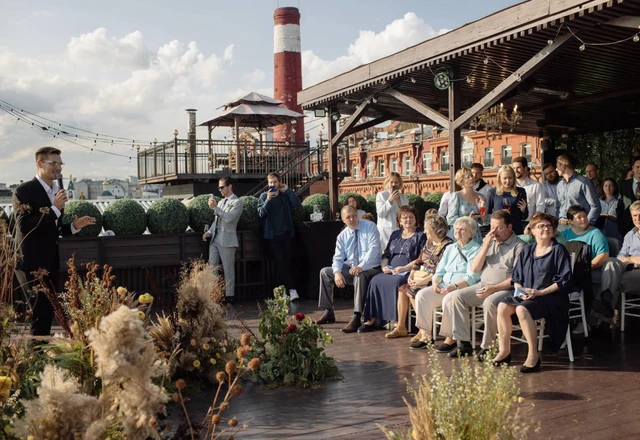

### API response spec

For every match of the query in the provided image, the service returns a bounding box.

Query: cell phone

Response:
[269,185,276,192]
[514,287,527,298]
[392,184,399,192]
[438,283,447,289]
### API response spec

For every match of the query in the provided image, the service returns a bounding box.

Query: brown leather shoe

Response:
[316,310,336,325]
[341,315,362,333]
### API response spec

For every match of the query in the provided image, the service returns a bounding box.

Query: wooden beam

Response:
[344,114,393,137]
[448,66,461,191]
[330,100,371,147]
[523,87,640,114]
[452,33,571,131]
[327,108,339,217]
[383,89,449,128]
[606,16,640,30]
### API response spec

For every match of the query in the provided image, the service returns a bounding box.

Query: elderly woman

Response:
[376,172,409,250]
[358,206,426,334]
[447,167,486,244]
[487,165,528,235]
[410,217,481,349]
[344,195,367,220]
[492,213,573,373]
[393,214,453,343]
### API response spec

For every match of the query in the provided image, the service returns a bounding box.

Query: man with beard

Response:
[513,156,544,223]
[542,163,561,217]
[585,162,604,199]
[556,154,601,227]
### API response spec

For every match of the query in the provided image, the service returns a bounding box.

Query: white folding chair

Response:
[432,305,476,342]
[621,291,640,331]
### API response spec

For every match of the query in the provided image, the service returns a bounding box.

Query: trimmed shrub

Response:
[103,199,147,236]
[237,196,261,231]
[405,193,429,224]
[365,194,378,221]
[424,192,444,211]
[292,204,305,223]
[301,194,330,220]
[187,194,219,233]
[338,192,368,212]
[62,200,103,237]
[146,198,189,234]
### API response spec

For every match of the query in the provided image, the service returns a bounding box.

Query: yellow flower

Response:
[193,360,201,368]
[137,311,146,320]
[209,358,217,365]
[4,424,12,435]
[116,286,127,296]
[216,352,221,359]
[190,339,197,347]
[202,343,210,350]
[138,293,154,304]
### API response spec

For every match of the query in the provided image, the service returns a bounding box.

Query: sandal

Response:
[385,328,408,338]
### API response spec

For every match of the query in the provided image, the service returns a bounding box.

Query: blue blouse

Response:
[383,229,426,267]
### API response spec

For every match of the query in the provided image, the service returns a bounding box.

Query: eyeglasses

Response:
[42,160,65,167]
[535,224,553,230]
[218,185,227,191]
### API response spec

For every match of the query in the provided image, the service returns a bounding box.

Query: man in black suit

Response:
[12,146,95,336]
[619,157,640,235]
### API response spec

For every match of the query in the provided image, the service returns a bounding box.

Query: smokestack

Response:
[273,7,304,144]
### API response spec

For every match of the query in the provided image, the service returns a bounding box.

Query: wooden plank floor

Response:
[168,298,640,439]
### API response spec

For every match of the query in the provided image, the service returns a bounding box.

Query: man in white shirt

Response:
[513,156,544,221]
[471,163,493,201]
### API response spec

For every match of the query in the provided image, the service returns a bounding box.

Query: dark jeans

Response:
[267,233,293,291]
[26,269,58,336]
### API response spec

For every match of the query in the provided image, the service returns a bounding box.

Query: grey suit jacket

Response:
[207,194,243,247]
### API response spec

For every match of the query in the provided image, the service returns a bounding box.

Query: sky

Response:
[0,0,521,184]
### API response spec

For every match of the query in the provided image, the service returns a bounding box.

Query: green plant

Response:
[61,201,103,237]
[379,346,533,440]
[405,193,428,224]
[338,192,368,211]
[146,198,189,234]
[187,194,218,233]
[424,192,444,211]
[365,194,378,221]
[246,286,338,388]
[237,196,260,231]
[102,199,146,235]
[291,204,305,223]
[301,194,330,221]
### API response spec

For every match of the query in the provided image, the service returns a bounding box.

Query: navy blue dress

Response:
[486,186,529,235]
[363,229,426,323]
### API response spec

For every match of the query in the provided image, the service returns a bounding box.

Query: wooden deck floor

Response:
[171,298,640,439]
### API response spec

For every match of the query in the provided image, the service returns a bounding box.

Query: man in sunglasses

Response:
[12,146,96,336]
[203,176,243,303]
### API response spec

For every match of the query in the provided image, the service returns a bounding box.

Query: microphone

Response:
[56,173,64,195]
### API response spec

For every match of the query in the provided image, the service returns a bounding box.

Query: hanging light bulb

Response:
[410,77,416,84]
[483,58,489,65]
[579,44,586,51]
[633,34,640,43]
[547,39,554,46]
[466,77,471,83]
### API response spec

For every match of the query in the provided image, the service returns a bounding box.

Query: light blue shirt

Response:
[332,219,381,273]
[561,226,609,274]
[434,240,481,286]
[542,180,558,217]
[619,228,640,259]
[557,173,601,224]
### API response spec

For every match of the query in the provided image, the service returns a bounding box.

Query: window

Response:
[521,142,532,162]
[441,151,450,172]
[367,161,374,177]
[404,155,412,176]
[352,162,358,179]
[462,136,474,168]
[484,148,494,167]
[390,157,398,173]
[423,152,432,173]
[501,145,512,165]
[378,159,385,177]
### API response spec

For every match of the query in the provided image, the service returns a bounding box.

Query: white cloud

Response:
[241,69,266,85]
[33,10,54,17]
[223,44,234,62]
[302,12,447,87]
[67,28,151,69]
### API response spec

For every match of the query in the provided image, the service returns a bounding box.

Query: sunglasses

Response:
[218,185,227,191]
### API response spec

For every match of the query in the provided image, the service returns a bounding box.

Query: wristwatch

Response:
[453,283,459,290]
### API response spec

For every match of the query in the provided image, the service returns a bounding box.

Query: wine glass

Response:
[502,198,511,213]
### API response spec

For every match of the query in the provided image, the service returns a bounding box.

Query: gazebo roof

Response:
[298,0,640,136]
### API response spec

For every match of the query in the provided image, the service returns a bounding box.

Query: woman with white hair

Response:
[376,172,409,250]
[410,216,481,350]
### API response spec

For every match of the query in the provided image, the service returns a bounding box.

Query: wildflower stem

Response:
[177,388,196,440]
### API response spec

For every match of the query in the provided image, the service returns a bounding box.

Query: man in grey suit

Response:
[203,177,244,302]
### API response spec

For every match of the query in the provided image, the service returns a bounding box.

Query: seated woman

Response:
[492,213,573,373]
[411,217,481,349]
[486,165,528,235]
[447,167,486,244]
[600,177,623,242]
[344,195,367,220]
[358,206,426,335]
[395,214,453,344]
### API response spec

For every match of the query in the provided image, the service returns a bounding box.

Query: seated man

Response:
[317,205,382,333]
[597,201,640,322]
[561,205,609,280]
[440,210,525,359]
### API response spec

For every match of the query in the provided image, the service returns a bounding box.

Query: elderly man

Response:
[556,154,601,227]
[317,205,382,333]
[513,156,545,222]
[439,210,525,359]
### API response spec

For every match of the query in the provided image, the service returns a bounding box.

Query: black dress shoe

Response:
[409,339,434,350]
[492,354,512,367]
[316,310,336,325]
[448,344,474,358]
[520,358,541,373]
[341,315,361,333]
[357,324,376,333]
[436,342,457,353]
[476,348,490,362]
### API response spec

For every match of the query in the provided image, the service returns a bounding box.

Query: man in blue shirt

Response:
[556,154,601,227]
[317,205,382,333]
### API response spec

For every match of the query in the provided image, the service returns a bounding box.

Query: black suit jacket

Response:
[12,177,71,274]
[619,179,639,235]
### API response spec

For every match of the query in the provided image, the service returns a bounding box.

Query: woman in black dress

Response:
[486,165,528,235]
[492,213,573,373]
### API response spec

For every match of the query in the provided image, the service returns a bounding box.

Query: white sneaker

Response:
[289,289,299,301]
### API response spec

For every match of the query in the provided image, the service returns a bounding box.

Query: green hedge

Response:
[103,199,147,236]
[338,192,368,212]
[237,196,261,231]
[301,194,330,220]
[405,193,428,224]
[424,192,444,211]
[187,195,219,233]
[365,194,378,221]
[62,200,103,237]
[146,198,189,234]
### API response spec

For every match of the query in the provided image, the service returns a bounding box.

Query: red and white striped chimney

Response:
[273,7,304,144]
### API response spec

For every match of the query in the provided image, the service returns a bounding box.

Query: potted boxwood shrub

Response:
[147,198,189,234]
[62,200,103,237]
[301,194,330,221]
[237,196,261,231]
[103,199,147,235]
[405,193,429,223]
[424,192,444,212]
[187,194,219,233]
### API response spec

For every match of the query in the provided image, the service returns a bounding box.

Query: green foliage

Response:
[301,194,331,221]
[338,192,368,211]
[146,198,189,234]
[247,286,338,388]
[187,194,218,233]
[237,196,261,231]
[103,199,146,235]
[365,194,378,221]
[291,204,305,223]
[405,193,428,224]
[424,192,444,211]
[61,201,102,237]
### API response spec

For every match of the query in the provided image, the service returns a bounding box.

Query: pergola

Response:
[298,0,640,214]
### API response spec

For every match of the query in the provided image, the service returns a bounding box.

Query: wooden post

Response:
[448,66,461,191]
[327,107,339,218]
[234,117,241,173]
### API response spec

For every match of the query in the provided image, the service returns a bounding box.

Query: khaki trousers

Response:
[414,286,453,338]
